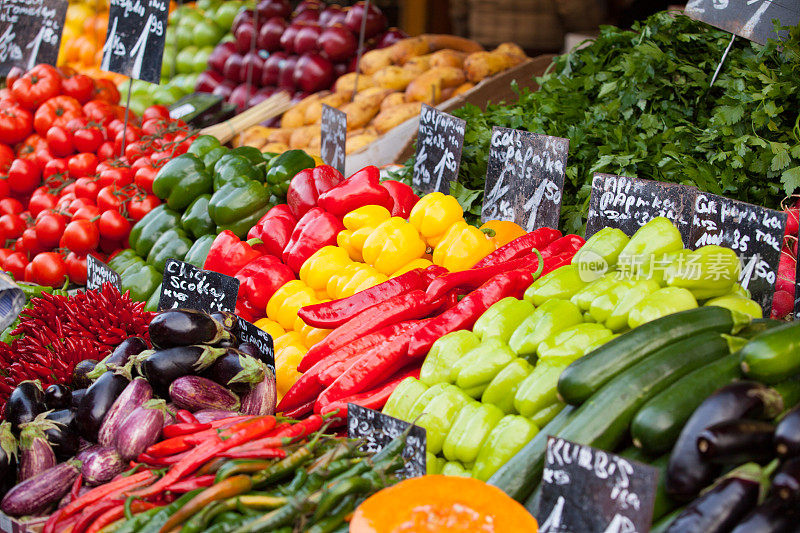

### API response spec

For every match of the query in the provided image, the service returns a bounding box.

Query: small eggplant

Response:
[210,311,237,331]
[5,380,45,434]
[697,419,775,465]
[201,350,265,395]
[771,456,800,501]
[44,409,79,460]
[729,494,800,533]
[169,375,240,412]
[72,360,98,389]
[18,414,58,481]
[71,389,87,409]
[775,403,800,458]
[0,460,80,517]
[240,365,277,416]
[0,422,19,496]
[666,381,783,501]
[107,336,148,367]
[114,399,170,461]
[81,446,125,486]
[149,310,230,349]
[44,385,72,410]
[193,409,242,423]
[76,444,101,462]
[237,342,258,358]
[97,378,152,447]
[76,367,131,442]
[140,345,227,398]
[665,463,764,533]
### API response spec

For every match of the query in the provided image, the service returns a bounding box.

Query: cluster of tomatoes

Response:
[0,64,196,287]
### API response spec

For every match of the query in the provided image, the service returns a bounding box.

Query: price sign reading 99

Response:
[0,0,68,76]
[102,0,168,84]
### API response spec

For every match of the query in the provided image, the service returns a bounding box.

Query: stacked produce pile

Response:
[57,2,126,86]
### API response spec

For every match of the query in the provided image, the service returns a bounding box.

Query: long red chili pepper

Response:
[58,470,154,519]
[72,499,123,533]
[282,400,314,419]
[84,501,156,533]
[175,410,199,424]
[319,365,421,418]
[473,227,561,268]
[70,473,83,502]
[145,437,193,458]
[165,475,216,493]
[162,422,211,438]
[217,448,288,459]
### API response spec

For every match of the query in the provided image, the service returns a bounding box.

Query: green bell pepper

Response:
[426,452,446,475]
[120,264,162,303]
[588,279,637,323]
[473,297,535,344]
[605,279,661,331]
[508,299,583,358]
[181,194,215,239]
[152,154,212,211]
[107,249,140,272]
[231,146,268,170]
[726,283,749,297]
[482,357,534,414]
[627,287,698,329]
[454,339,516,398]
[264,149,315,196]
[186,135,222,159]
[412,384,472,455]
[524,264,588,306]
[213,154,262,189]
[442,402,504,464]
[419,330,481,386]
[705,294,763,319]
[262,152,278,166]
[145,283,162,312]
[531,402,565,427]
[537,323,614,361]
[382,377,429,420]
[183,234,216,268]
[129,205,183,257]
[472,415,538,481]
[146,228,192,273]
[664,245,739,300]
[119,257,146,278]
[208,180,275,239]
[441,461,471,478]
[618,216,684,267]
[202,146,230,169]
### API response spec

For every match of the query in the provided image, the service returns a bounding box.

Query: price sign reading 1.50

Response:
[0,0,68,76]
[102,0,168,84]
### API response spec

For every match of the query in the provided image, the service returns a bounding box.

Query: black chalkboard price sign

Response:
[536,437,658,533]
[158,259,239,313]
[101,0,169,84]
[412,104,466,195]
[586,173,698,247]
[86,255,121,292]
[482,127,568,231]
[0,0,68,76]
[234,317,275,371]
[347,404,426,479]
[690,192,787,314]
[320,104,347,176]
[685,0,800,45]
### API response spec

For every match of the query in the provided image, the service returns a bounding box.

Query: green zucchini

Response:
[618,449,678,521]
[558,306,741,405]
[649,506,683,533]
[736,318,784,339]
[773,375,800,417]
[741,321,800,384]
[630,353,742,455]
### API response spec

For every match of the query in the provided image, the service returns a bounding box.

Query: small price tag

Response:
[685,0,800,45]
[482,127,568,231]
[101,0,169,83]
[234,317,275,371]
[85,255,121,292]
[412,104,466,195]
[158,259,239,313]
[0,271,25,331]
[347,404,426,479]
[0,0,68,75]
[586,173,697,247]
[321,104,347,176]
[690,192,787,314]
[536,437,658,533]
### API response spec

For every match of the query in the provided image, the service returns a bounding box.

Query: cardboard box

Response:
[344,54,556,175]
[0,513,47,533]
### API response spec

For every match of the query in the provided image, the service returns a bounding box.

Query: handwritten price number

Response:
[26,24,57,70]
[433,149,457,193]
[102,3,165,79]
[0,24,21,64]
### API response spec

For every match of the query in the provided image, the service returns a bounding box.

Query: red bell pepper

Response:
[247,205,297,257]
[282,207,344,273]
[317,165,393,217]
[235,255,296,314]
[381,180,420,218]
[203,230,263,278]
[473,227,561,268]
[318,365,421,418]
[286,165,343,218]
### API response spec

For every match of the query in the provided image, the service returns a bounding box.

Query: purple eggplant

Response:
[81,446,125,486]
[44,385,72,410]
[0,422,18,497]
[44,409,79,460]
[149,310,230,349]
[240,366,276,416]
[772,456,800,501]
[97,378,152,447]
[1,460,80,517]
[76,444,101,462]
[76,367,130,442]
[71,360,98,389]
[71,389,87,409]
[6,380,45,434]
[140,345,227,398]
[729,494,800,533]
[169,375,240,412]
[201,350,265,395]
[18,415,58,481]
[193,409,241,423]
[696,419,775,465]
[114,399,170,461]
[108,336,148,367]
[210,311,237,331]
[775,403,800,458]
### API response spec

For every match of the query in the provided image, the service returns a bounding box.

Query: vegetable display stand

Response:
[200,93,293,145]
[0,512,47,533]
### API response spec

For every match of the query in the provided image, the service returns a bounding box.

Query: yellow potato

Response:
[281,92,328,128]
[267,129,294,145]
[464,49,525,83]
[354,87,393,107]
[339,99,381,130]
[233,125,273,148]
[405,67,466,103]
[307,133,321,153]
[372,65,417,91]
[289,125,321,149]
[495,42,527,60]
[453,82,475,97]
[429,49,466,69]
[360,47,394,75]
[334,72,374,94]
[304,92,351,125]
[403,54,432,72]
[372,102,422,134]
[380,92,406,110]
[389,37,430,64]
[262,142,290,154]
[346,132,379,154]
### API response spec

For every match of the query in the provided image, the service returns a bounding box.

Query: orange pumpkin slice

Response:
[350,475,539,532]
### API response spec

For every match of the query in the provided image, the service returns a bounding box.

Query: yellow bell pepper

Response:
[392,258,434,277]
[340,266,388,297]
[254,318,286,341]
[339,205,393,261]
[294,316,331,348]
[362,217,427,275]
[266,280,319,331]
[433,220,496,272]
[299,246,353,292]
[275,343,306,398]
[409,192,464,247]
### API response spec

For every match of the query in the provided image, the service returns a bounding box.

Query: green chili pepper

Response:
[524,264,588,305]
[442,402,504,464]
[508,299,583,358]
[472,415,538,481]
[441,461,471,477]
[605,279,661,331]
[628,287,698,328]
[454,339,516,398]
[136,489,203,533]
[413,385,472,455]
[419,330,481,386]
[381,377,429,420]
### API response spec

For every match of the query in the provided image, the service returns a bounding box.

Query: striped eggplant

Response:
[18,415,58,481]
[0,460,80,517]
[169,375,240,412]
[114,400,170,461]
[97,378,152,447]
[81,446,125,486]
[241,365,277,416]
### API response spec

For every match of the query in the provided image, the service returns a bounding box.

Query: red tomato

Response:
[16,133,47,161]
[149,150,173,166]
[65,116,88,132]
[74,177,100,201]
[0,198,23,215]
[23,261,33,281]
[33,95,84,135]
[0,180,8,199]
[98,210,131,241]
[142,105,170,122]
[33,213,66,248]
[72,123,104,153]
[45,126,74,157]
[5,67,24,89]
[140,118,163,137]
[124,141,147,161]
[55,191,76,210]
[97,141,116,160]
[0,104,33,145]
[106,119,126,140]
[67,153,98,179]
[62,74,95,104]
[0,144,14,173]
[93,79,121,105]
[7,158,41,194]
[0,248,13,266]
[43,158,68,181]
[33,148,55,171]
[11,65,62,110]
[133,163,158,194]
[66,197,94,215]
[30,252,66,287]
[28,192,56,217]
[113,127,141,155]
[61,219,99,253]
[0,213,26,239]
[71,205,101,221]
[128,194,160,222]
[3,252,28,280]
[21,227,45,256]
[98,167,133,188]
[96,185,132,212]
[83,100,120,126]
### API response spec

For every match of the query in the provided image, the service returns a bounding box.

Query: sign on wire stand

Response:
[158,259,239,313]
[482,127,568,231]
[347,404,426,479]
[101,0,169,83]
[321,104,347,176]
[536,437,658,533]
[234,317,275,371]
[412,104,466,195]
[86,255,121,292]
[0,0,68,75]
[685,0,800,45]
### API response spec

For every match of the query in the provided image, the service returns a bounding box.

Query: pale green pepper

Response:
[455,339,516,398]
[531,402,566,427]
[628,287,698,329]
[588,279,637,323]
[572,227,629,274]
[405,383,449,422]
[726,283,749,297]
[508,299,583,358]
[473,297,535,344]
[472,415,538,481]
[419,330,481,386]
[442,402,504,464]
[705,294,763,319]
[414,384,473,455]
[482,358,534,414]
[441,461,472,477]
[605,279,661,331]
[513,360,570,417]
[617,217,684,266]
[426,452,446,475]
[571,272,620,311]
[537,323,615,361]
[665,245,740,300]
[382,377,428,420]
[524,264,588,306]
